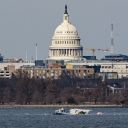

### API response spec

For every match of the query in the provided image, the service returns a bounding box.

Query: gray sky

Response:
[0,0,128,60]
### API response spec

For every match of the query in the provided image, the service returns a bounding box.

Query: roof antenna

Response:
[110,24,114,54]
[25,48,28,62]
[35,43,37,61]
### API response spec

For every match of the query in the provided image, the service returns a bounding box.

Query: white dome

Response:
[53,10,79,39]
[54,22,78,36]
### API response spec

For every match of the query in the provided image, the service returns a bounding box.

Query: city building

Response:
[67,60,128,79]
[0,59,35,78]
[66,63,95,78]
[101,54,128,61]
[18,65,62,79]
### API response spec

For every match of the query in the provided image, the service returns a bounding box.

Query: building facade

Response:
[0,60,35,78]
[67,60,128,79]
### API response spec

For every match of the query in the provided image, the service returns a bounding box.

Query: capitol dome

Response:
[53,6,79,39]
[48,5,83,61]
[54,21,79,38]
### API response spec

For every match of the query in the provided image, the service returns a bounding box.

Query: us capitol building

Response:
[48,5,83,61]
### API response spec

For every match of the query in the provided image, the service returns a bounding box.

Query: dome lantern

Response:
[63,5,69,23]
[64,5,68,14]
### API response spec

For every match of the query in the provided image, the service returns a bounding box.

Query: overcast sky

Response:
[0,0,128,60]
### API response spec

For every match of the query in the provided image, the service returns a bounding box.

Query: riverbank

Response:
[0,104,124,109]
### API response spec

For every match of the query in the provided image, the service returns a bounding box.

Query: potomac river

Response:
[0,105,128,128]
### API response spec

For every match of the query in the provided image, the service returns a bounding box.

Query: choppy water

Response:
[0,107,128,128]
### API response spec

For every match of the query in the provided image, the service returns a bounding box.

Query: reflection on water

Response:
[0,108,128,128]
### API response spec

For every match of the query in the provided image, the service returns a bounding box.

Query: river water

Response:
[0,107,128,128]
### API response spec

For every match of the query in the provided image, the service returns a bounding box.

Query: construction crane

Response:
[97,48,110,52]
[85,48,110,57]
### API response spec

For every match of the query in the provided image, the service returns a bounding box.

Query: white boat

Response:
[69,108,91,115]
[54,108,91,115]
[54,108,69,115]
[96,112,104,116]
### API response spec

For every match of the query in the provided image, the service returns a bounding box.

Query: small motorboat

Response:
[96,112,104,116]
[54,108,91,115]
[54,108,69,115]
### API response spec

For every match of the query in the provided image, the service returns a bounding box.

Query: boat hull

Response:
[54,108,92,115]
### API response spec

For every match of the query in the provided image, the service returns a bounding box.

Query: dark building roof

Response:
[83,56,96,60]
[101,54,128,61]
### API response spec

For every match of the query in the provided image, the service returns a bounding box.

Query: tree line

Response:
[0,74,128,105]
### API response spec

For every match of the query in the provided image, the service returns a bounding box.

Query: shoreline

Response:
[0,104,124,109]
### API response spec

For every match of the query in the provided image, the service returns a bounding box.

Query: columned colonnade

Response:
[49,48,83,57]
